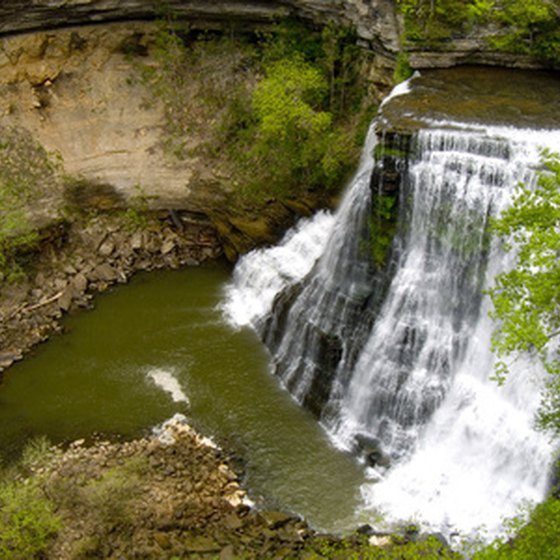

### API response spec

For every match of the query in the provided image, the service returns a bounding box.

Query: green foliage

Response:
[490,0,560,62]
[252,57,331,138]
[319,22,365,117]
[466,0,495,22]
[135,25,257,161]
[260,18,326,68]
[396,0,560,64]
[355,104,380,148]
[240,54,356,198]
[370,194,399,268]
[84,460,145,528]
[487,150,560,432]
[474,498,560,560]
[0,127,60,282]
[0,438,62,560]
[235,21,364,199]
[394,52,413,84]
[18,436,55,476]
[303,533,460,559]
[259,20,365,121]
[123,184,151,231]
[50,454,146,526]
[396,0,474,46]
[137,19,367,202]
[0,478,61,559]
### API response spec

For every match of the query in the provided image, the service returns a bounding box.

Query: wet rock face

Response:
[370,131,412,196]
[0,0,400,55]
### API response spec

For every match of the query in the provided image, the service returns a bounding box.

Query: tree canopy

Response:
[396,0,560,65]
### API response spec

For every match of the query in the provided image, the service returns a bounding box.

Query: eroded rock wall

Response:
[0,23,298,258]
[0,0,400,55]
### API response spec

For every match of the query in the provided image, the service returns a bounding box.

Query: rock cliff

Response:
[0,1,550,268]
[0,0,401,56]
[0,7,397,262]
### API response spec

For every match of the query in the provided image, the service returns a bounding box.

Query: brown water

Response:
[382,66,560,130]
[0,265,366,533]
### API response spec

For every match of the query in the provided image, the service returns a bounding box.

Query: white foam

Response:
[221,111,559,543]
[425,119,560,153]
[379,71,419,109]
[220,210,335,328]
[147,368,189,405]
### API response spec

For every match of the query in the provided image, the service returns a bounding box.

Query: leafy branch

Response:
[487,149,560,433]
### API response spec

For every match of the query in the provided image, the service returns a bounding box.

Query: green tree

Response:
[487,150,560,433]
[244,55,355,197]
[491,0,560,60]
[252,57,331,142]
[396,0,560,64]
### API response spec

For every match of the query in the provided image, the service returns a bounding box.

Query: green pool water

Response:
[0,264,365,533]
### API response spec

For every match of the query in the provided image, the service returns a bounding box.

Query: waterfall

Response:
[334,129,527,456]
[222,117,560,538]
[341,125,557,539]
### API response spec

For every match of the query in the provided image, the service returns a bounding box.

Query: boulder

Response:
[72,272,88,294]
[98,238,115,257]
[259,511,294,530]
[58,286,74,312]
[92,263,118,282]
[355,433,391,468]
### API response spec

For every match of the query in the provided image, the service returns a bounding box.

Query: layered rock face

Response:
[0,24,209,212]
[0,22,326,260]
[0,0,402,262]
[0,1,544,269]
[0,0,401,55]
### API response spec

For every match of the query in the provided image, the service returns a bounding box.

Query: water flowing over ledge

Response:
[222,72,560,540]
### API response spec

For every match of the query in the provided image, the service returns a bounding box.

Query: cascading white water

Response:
[221,115,560,540]
[223,123,383,416]
[341,125,558,539]
[221,209,335,328]
[222,121,379,331]
[334,129,533,454]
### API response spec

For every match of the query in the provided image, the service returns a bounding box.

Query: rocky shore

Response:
[15,415,458,559]
[23,414,315,559]
[0,211,222,376]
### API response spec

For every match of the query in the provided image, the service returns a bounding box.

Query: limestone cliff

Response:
[2,1,556,72]
[0,1,399,261]
[0,0,401,56]
[0,22,332,260]
[0,24,213,213]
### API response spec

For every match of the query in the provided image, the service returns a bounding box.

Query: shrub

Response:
[0,479,61,560]
[474,498,560,560]
[396,0,560,65]
[303,533,460,559]
[0,127,61,281]
[136,18,368,203]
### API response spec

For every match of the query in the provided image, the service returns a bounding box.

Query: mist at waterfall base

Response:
[222,89,560,540]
